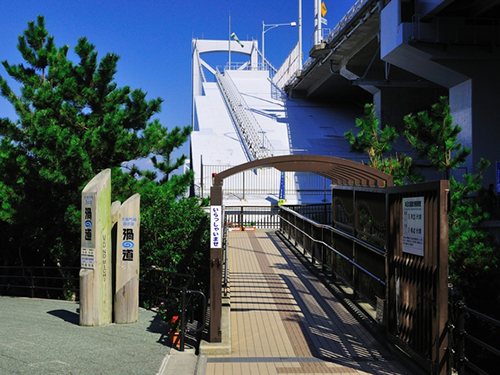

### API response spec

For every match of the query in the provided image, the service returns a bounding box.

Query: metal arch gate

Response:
[208,155,450,374]
[386,181,449,375]
[208,155,394,344]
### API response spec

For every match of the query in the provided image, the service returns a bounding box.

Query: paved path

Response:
[205,230,413,375]
[0,297,170,374]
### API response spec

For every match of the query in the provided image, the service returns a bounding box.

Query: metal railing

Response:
[0,266,80,299]
[279,205,386,308]
[140,268,207,352]
[449,301,500,375]
[285,0,375,89]
[225,205,281,229]
[198,164,332,200]
[215,67,273,160]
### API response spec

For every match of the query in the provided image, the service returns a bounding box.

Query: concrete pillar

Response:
[80,169,113,326]
[114,193,140,324]
[374,87,446,132]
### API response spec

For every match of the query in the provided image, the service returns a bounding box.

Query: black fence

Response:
[449,300,500,375]
[224,205,280,229]
[0,266,80,300]
[139,267,207,352]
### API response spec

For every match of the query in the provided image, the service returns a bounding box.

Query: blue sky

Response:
[0,0,354,163]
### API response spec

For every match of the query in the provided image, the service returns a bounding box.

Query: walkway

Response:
[204,230,413,375]
[0,296,171,374]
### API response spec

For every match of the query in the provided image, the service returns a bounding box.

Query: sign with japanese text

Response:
[80,168,112,326]
[81,193,96,268]
[121,219,137,261]
[114,193,140,324]
[211,205,222,248]
[402,197,424,256]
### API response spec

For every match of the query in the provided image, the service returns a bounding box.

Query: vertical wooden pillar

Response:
[114,193,140,324]
[80,169,112,326]
[210,185,223,342]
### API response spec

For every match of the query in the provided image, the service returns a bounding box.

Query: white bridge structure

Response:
[191,0,500,205]
[190,38,363,205]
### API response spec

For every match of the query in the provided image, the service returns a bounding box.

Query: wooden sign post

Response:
[114,193,140,324]
[80,169,112,326]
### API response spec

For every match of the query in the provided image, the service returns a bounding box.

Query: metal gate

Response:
[331,180,449,375]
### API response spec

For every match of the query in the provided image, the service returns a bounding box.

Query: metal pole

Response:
[180,286,187,351]
[262,21,265,69]
[315,0,322,45]
[456,300,466,375]
[200,154,203,198]
[299,0,303,69]
[229,14,231,69]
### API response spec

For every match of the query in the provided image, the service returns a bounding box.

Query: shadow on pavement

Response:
[47,309,80,325]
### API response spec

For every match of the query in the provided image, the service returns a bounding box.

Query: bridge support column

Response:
[373,87,445,132]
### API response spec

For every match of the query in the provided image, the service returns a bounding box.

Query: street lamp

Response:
[262,21,297,69]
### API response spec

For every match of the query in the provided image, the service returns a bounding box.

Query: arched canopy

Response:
[213,155,393,188]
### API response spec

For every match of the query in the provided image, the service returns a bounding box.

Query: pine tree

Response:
[344,103,423,185]
[403,96,470,179]
[448,158,499,316]
[0,16,202,274]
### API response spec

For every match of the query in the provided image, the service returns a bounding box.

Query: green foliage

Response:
[344,103,423,185]
[345,99,499,319]
[404,96,470,179]
[0,16,158,267]
[448,159,500,315]
[0,16,209,296]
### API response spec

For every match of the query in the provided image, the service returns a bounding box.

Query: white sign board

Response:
[81,248,95,269]
[402,197,424,256]
[211,205,222,248]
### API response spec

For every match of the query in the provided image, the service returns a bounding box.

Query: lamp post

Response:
[262,21,297,69]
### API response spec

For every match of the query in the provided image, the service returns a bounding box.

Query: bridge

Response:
[191,0,500,198]
[190,1,500,374]
[201,230,413,375]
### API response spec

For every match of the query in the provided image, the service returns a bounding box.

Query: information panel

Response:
[402,196,424,256]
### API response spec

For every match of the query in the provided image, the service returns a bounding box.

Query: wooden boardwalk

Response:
[204,230,412,375]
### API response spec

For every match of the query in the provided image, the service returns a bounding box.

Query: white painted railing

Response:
[273,43,301,91]
[215,68,273,161]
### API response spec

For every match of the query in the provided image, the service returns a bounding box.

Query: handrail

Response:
[223,221,229,296]
[179,288,207,352]
[215,67,273,160]
[279,206,386,286]
[0,265,80,298]
[452,300,500,375]
[284,0,375,89]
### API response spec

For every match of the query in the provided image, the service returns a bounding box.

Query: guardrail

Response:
[0,266,80,299]
[225,205,281,229]
[215,68,273,160]
[450,300,500,375]
[285,0,376,90]
[140,268,207,352]
[279,205,386,307]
